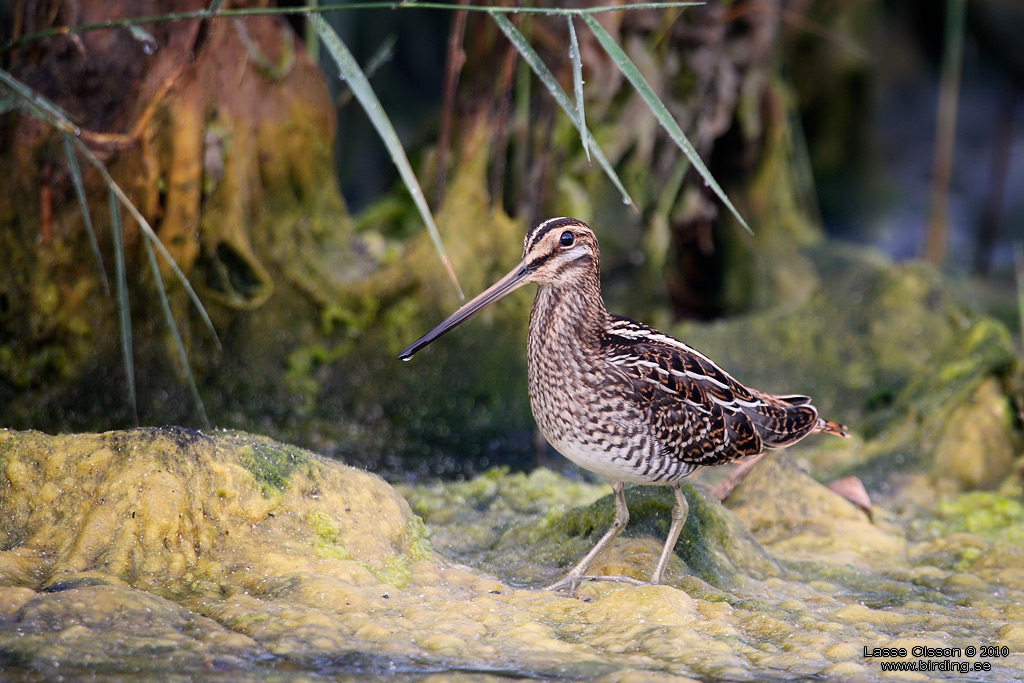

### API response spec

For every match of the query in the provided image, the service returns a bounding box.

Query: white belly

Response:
[553,440,647,484]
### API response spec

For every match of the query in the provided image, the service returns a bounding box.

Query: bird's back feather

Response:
[603,315,826,467]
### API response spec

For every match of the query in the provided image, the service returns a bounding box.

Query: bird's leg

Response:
[649,482,688,585]
[544,481,642,594]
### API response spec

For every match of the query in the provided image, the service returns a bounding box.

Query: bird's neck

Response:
[528,272,609,353]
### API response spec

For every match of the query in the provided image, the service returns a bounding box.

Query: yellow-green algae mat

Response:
[0,428,1022,681]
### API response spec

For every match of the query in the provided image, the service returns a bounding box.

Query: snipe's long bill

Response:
[399,261,530,361]
[399,217,848,594]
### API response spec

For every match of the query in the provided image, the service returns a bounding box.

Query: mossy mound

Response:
[502,483,779,589]
[403,466,1024,680]
[0,428,424,595]
[3,430,1024,680]
[727,453,906,568]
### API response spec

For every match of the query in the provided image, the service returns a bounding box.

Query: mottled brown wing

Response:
[603,316,820,467]
[603,333,761,470]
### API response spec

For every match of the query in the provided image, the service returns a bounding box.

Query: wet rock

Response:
[932,377,1017,488]
[0,428,422,593]
[519,484,780,588]
[407,465,1024,680]
[726,453,905,567]
[1,584,266,676]
[3,429,1024,681]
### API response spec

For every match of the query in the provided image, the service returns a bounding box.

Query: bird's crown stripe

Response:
[525,217,582,252]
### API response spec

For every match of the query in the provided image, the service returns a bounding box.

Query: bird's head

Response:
[398,217,600,360]
[517,217,600,287]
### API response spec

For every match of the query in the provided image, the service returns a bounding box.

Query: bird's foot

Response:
[544,574,646,596]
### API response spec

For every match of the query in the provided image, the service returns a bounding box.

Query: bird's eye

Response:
[559,231,575,247]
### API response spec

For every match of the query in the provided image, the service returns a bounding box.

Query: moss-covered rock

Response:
[502,483,780,589]
[403,466,1024,680]
[931,377,1018,489]
[6,584,265,674]
[3,430,1024,681]
[727,453,905,567]
[0,428,422,594]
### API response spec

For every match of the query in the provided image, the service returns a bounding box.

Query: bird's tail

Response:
[816,418,850,438]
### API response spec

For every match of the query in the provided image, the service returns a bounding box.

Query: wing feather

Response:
[603,315,821,466]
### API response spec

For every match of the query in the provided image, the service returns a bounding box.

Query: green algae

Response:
[235,433,310,497]
[406,466,610,526]
[307,510,353,561]
[922,492,1024,544]
[527,484,779,588]
[307,504,432,589]
[402,466,612,558]
[4,429,1024,681]
[405,513,433,563]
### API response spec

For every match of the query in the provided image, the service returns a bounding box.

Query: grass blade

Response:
[336,35,397,109]
[490,12,636,211]
[581,14,751,234]
[109,188,138,424]
[98,160,221,349]
[566,17,589,163]
[143,233,210,427]
[63,132,110,294]
[0,93,17,115]
[0,69,76,133]
[5,67,217,421]
[364,34,396,77]
[310,13,464,298]
[4,68,219,348]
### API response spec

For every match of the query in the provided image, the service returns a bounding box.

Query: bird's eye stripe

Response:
[526,250,556,271]
[525,217,579,252]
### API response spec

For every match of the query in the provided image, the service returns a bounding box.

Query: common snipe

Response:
[400,218,848,593]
